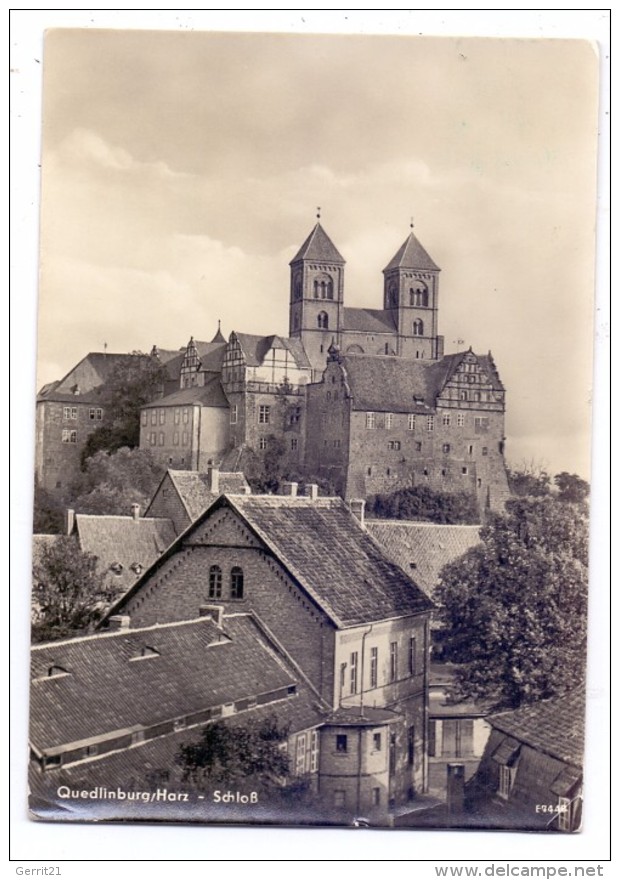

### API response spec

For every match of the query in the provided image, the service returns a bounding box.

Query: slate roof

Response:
[343,308,397,334]
[75,514,176,592]
[233,332,311,370]
[142,374,228,409]
[227,496,434,627]
[383,231,440,273]
[161,340,227,381]
[30,614,309,753]
[487,689,585,768]
[366,522,482,597]
[338,354,444,411]
[290,223,345,265]
[165,469,251,522]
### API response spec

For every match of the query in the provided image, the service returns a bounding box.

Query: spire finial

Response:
[316,206,321,220]
[410,216,414,230]
[217,319,221,331]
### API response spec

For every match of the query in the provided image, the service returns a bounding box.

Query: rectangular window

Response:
[61,429,77,444]
[173,432,179,446]
[174,408,180,425]
[442,719,474,758]
[385,413,393,429]
[442,443,451,453]
[462,466,469,475]
[339,663,347,696]
[415,441,422,452]
[468,444,474,455]
[141,411,148,426]
[259,437,267,450]
[333,439,341,448]
[89,407,103,421]
[370,647,378,688]
[408,637,416,675]
[291,437,298,451]
[350,652,358,695]
[557,797,572,832]
[149,432,157,447]
[158,432,165,446]
[426,416,434,432]
[309,730,319,773]
[372,787,381,806]
[366,412,376,429]
[442,414,451,426]
[389,642,398,683]
[151,410,157,426]
[428,720,437,758]
[372,732,382,752]
[482,446,488,456]
[407,414,416,431]
[230,404,238,424]
[457,413,465,427]
[498,765,516,800]
[408,725,415,766]
[290,406,301,425]
[474,416,490,433]
[159,409,165,425]
[181,432,188,446]
[63,406,77,420]
[258,405,271,424]
[336,735,348,753]
[183,408,189,424]
[387,440,401,451]
[295,733,307,776]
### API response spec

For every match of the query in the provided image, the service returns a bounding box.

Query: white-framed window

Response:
[258,405,271,424]
[389,642,398,682]
[150,410,157,426]
[158,432,165,446]
[498,765,516,800]
[426,416,435,432]
[159,409,165,425]
[89,407,103,421]
[183,408,189,424]
[149,432,157,446]
[141,411,148,426]
[295,733,307,776]
[407,414,416,431]
[350,652,358,694]
[442,414,451,426]
[442,443,451,453]
[61,429,77,444]
[174,408,180,425]
[366,412,376,429]
[230,404,238,424]
[259,437,267,450]
[63,406,77,420]
[385,413,393,429]
[457,413,465,427]
[474,416,490,432]
[557,797,573,832]
[309,730,319,773]
[181,431,188,446]
[370,647,378,688]
[387,440,401,450]
[291,437,298,451]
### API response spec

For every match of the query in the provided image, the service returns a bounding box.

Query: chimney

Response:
[446,763,465,814]
[349,499,366,528]
[206,460,220,494]
[131,503,140,521]
[107,615,131,633]
[281,481,298,497]
[306,483,319,501]
[66,508,75,536]
[199,605,224,627]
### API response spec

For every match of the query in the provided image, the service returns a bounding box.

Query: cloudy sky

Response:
[35,26,600,478]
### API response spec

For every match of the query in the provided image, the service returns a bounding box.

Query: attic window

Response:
[47,665,70,678]
[110,562,124,575]
[413,396,424,405]
[130,562,143,575]
[130,645,160,662]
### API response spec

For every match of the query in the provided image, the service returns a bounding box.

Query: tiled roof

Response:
[228,496,434,627]
[339,354,449,411]
[233,333,311,370]
[343,308,397,334]
[366,522,481,597]
[290,223,345,264]
[30,614,305,753]
[167,470,251,521]
[75,514,176,592]
[162,341,227,381]
[142,375,228,409]
[383,231,440,272]
[488,689,585,768]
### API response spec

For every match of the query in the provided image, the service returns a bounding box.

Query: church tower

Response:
[289,222,346,378]
[383,228,443,360]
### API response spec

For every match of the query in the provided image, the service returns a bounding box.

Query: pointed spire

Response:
[290,222,345,265]
[383,229,440,273]
[211,320,226,344]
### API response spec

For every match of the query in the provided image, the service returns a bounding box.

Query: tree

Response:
[176,715,304,802]
[71,447,164,516]
[554,471,590,504]
[81,353,169,463]
[507,460,552,497]
[435,496,588,710]
[33,480,65,535]
[366,485,480,524]
[32,536,112,643]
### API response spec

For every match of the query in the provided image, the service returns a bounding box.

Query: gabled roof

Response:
[290,223,345,265]
[109,495,434,629]
[75,514,176,592]
[37,351,174,401]
[488,689,585,768]
[366,522,482,597]
[30,614,315,753]
[343,308,397,334]
[142,374,228,409]
[336,354,441,411]
[233,332,311,371]
[164,469,251,521]
[383,231,440,273]
[437,349,505,395]
[161,341,227,381]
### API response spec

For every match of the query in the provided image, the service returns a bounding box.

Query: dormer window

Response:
[110,562,123,575]
[47,664,69,678]
[130,645,160,662]
[130,563,143,575]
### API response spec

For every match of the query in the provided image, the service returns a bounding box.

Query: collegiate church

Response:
[137,220,511,512]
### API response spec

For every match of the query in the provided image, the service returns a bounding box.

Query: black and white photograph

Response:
[11,10,609,863]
